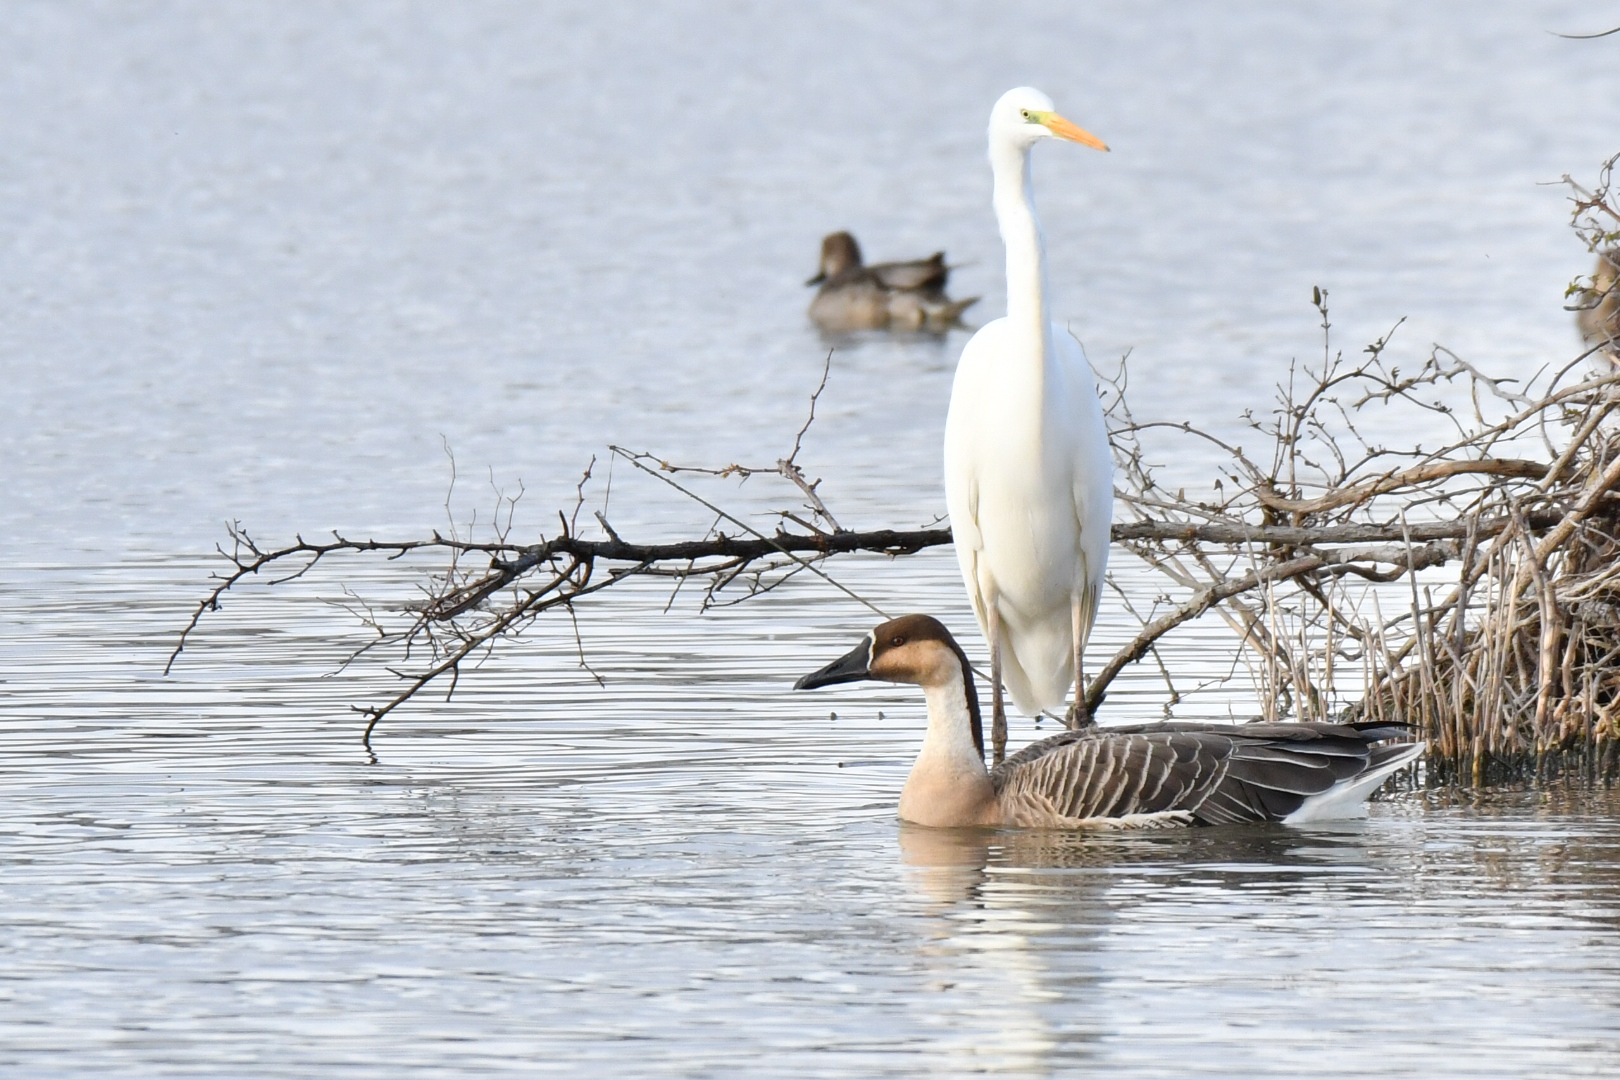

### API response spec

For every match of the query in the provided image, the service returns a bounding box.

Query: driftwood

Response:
[167,159,1620,784]
[167,501,1573,743]
[165,331,1614,768]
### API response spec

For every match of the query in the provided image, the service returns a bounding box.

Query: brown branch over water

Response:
[1083,541,1460,716]
[173,511,1570,671]
[167,502,1575,750]
[1253,459,1550,515]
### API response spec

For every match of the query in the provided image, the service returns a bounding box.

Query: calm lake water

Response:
[5,2,1620,1076]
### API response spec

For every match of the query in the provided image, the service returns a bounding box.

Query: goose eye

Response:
[890,636,906,647]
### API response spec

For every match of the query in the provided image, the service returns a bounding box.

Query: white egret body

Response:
[944,87,1113,761]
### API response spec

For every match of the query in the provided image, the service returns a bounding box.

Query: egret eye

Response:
[1020,109,1032,120]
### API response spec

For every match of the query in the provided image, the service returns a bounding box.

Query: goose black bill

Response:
[793,635,873,690]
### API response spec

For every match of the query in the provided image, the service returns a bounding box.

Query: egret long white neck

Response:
[990,138,1048,344]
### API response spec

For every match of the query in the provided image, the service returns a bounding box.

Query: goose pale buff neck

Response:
[898,666,997,828]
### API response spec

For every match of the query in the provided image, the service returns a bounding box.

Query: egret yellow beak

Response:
[1043,113,1109,152]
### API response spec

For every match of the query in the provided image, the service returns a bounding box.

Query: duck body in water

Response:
[795,615,1425,830]
[806,231,978,332]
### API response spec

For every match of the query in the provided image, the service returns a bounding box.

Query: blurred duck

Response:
[806,231,977,332]
[795,615,1425,829]
[1576,250,1620,366]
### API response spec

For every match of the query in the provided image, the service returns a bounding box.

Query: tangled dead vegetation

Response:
[1105,285,1620,786]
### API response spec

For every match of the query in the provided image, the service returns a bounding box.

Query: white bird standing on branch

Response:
[944,87,1113,763]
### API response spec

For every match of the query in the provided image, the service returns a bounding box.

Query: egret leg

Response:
[1065,596,1091,730]
[988,604,1007,764]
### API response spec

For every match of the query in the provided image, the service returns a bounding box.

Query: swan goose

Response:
[795,615,1426,829]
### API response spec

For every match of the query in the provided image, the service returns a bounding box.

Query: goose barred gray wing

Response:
[990,721,1412,826]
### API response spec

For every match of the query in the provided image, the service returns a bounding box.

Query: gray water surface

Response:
[5,3,1620,1076]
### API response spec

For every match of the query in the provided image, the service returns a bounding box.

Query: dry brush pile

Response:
[1104,290,1620,786]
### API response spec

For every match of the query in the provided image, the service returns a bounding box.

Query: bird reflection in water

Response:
[892,817,1398,1068]
[896,822,1069,1071]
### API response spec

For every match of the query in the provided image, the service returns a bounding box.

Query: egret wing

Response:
[1056,326,1112,653]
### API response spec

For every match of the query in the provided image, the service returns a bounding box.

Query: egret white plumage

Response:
[944,87,1113,763]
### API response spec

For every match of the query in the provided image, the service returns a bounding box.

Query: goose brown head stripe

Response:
[873,616,984,762]
[796,615,983,762]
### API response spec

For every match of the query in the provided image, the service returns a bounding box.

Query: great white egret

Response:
[944,86,1113,763]
[794,615,1425,828]
[806,231,978,332]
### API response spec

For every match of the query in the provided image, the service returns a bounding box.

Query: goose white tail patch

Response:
[1284,742,1426,824]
